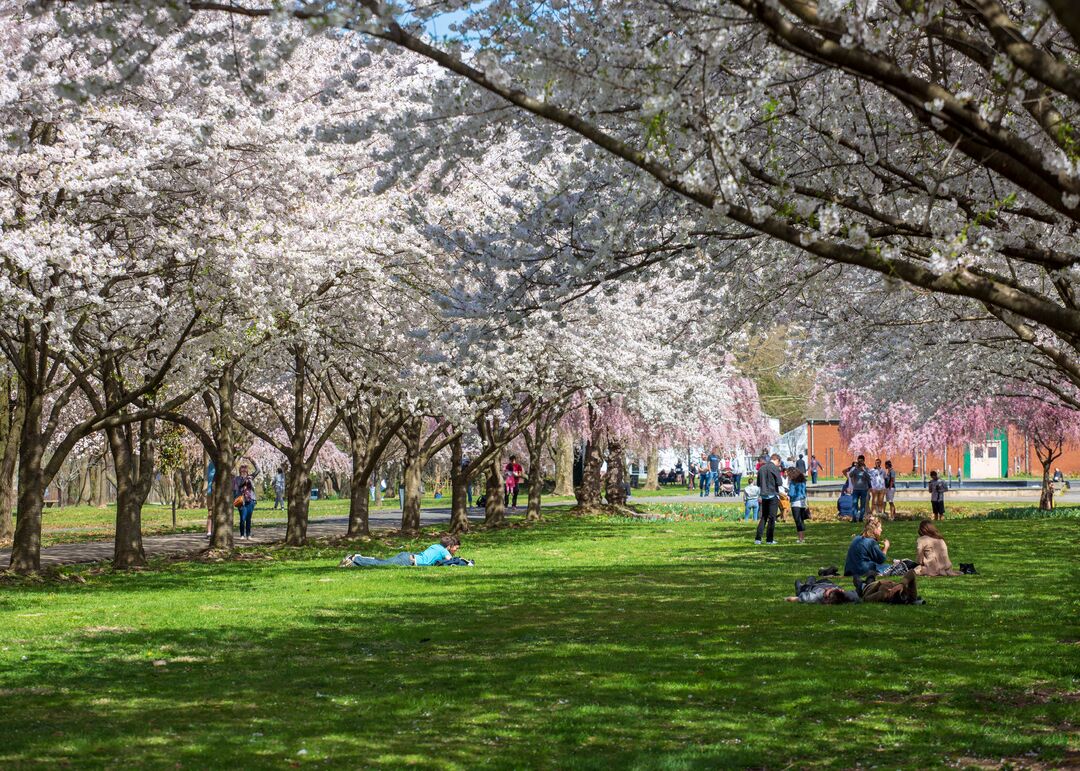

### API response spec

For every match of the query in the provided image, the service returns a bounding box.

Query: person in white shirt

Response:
[869,458,887,516]
[730,453,746,494]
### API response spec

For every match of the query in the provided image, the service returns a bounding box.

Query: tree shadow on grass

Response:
[0,545,1077,768]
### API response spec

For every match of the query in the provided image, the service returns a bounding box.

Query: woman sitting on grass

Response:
[913,520,961,577]
[339,535,468,568]
[844,517,892,577]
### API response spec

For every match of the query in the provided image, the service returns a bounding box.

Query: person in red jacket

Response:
[503,455,524,510]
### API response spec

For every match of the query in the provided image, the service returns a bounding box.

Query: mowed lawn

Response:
[1,513,1078,768]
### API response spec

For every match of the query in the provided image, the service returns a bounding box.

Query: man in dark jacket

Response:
[755,453,784,545]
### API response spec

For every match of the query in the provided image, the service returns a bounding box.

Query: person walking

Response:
[883,459,897,519]
[708,449,721,496]
[849,455,872,522]
[928,470,948,520]
[796,454,807,473]
[809,455,821,485]
[461,455,474,507]
[755,453,783,545]
[787,467,808,544]
[731,453,745,494]
[233,462,258,541]
[503,455,523,510]
[698,452,712,498]
[272,466,286,511]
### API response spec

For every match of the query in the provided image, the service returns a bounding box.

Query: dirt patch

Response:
[79,625,136,636]
[952,749,1080,769]
[0,685,59,697]
[989,686,1080,707]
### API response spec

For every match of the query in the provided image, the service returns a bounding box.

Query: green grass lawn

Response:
[1,511,1078,768]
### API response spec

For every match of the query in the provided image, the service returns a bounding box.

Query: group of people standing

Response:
[840,455,897,521]
[836,455,950,522]
[690,451,748,496]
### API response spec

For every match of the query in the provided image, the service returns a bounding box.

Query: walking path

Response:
[0,508,481,569]
[5,489,1073,569]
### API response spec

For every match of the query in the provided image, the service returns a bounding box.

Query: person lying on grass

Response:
[859,571,924,604]
[338,535,472,568]
[786,573,924,605]
[785,577,861,604]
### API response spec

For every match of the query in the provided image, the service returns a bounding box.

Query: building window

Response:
[987,446,997,459]
[974,445,984,459]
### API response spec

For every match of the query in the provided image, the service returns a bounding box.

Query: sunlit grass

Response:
[1,510,1077,768]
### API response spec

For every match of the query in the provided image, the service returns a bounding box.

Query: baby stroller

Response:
[719,468,735,496]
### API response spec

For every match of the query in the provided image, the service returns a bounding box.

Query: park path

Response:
[0,508,477,569]
[4,489,1071,569]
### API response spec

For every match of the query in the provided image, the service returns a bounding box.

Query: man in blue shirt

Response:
[708,451,721,495]
[340,535,463,567]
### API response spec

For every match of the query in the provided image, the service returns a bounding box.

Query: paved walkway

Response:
[0,509,481,569]
[6,490,1072,569]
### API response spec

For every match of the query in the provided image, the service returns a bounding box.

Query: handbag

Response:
[233,495,244,507]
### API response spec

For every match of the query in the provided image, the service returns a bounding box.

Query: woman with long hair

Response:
[787,467,808,544]
[914,520,961,576]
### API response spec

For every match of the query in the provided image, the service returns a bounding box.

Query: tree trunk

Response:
[348,448,372,537]
[400,419,423,533]
[526,429,544,521]
[0,376,23,543]
[605,439,628,505]
[576,440,603,510]
[644,447,660,491]
[285,462,311,545]
[1040,457,1054,511]
[92,457,108,507]
[9,391,45,573]
[209,367,236,550]
[553,428,575,496]
[484,459,505,526]
[449,436,470,534]
[401,456,422,534]
[107,424,147,569]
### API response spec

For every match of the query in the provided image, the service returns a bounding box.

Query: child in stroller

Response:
[718,468,735,496]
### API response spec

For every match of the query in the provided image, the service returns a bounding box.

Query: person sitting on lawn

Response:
[913,520,962,576]
[836,487,855,520]
[785,576,860,604]
[339,535,467,567]
[844,517,892,577]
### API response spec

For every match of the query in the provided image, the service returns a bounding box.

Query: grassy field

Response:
[1,510,1078,768]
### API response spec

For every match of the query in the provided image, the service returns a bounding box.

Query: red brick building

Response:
[780,420,1080,478]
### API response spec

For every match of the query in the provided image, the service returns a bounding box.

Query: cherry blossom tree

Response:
[111,0,1080,406]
